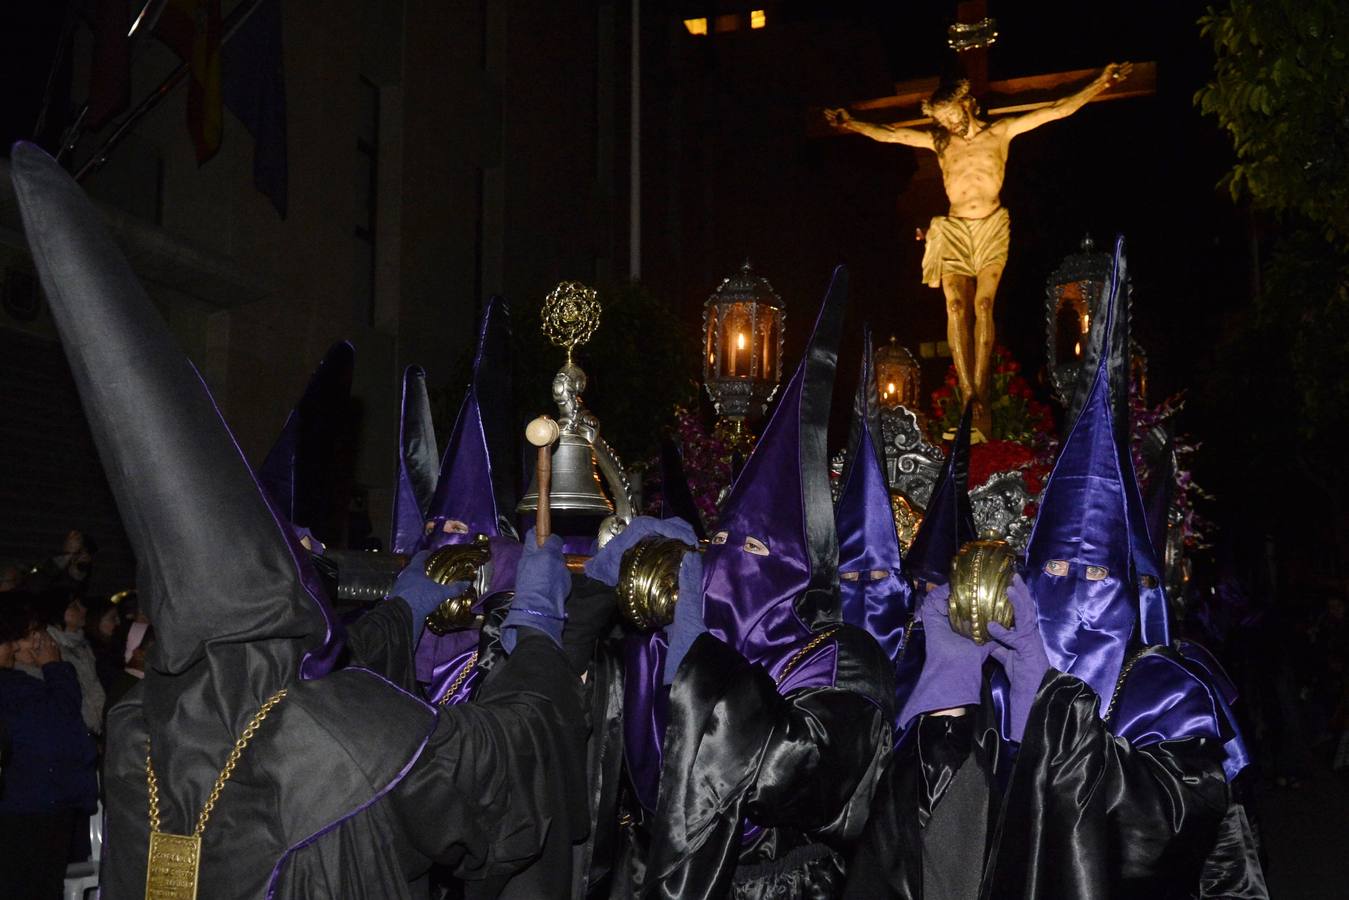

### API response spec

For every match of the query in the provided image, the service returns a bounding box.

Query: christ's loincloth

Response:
[921,207,1011,287]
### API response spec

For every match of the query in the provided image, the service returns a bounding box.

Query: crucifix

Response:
[820,1,1154,438]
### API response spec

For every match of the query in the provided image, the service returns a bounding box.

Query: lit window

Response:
[750,9,766,29]
[684,18,708,35]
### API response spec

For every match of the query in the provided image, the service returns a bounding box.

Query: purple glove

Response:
[502,530,569,652]
[662,551,706,684]
[293,525,325,555]
[387,550,469,643]
[584,516,700,587]
[897,583,993,728]
[987,574,1053,743]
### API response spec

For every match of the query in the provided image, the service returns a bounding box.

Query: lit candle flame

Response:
[1074,341,1082,356]
[736,332,746,350]
[886,381,896,396]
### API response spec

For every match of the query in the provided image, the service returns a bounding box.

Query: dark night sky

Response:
[1,1,1280,574]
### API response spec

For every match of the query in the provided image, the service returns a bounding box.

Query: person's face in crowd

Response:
[96,606,119,639]
[64,597,87,632]
[0,565,20,592]
[63,530,85,556]
[14,625,52,666]
[0,636,15,668]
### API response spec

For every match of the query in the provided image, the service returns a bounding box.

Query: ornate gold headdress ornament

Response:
[541,281,601,365]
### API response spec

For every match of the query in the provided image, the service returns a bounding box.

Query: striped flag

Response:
[155,0,223,163]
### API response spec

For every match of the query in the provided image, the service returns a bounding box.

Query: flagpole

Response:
[74,0,267,182]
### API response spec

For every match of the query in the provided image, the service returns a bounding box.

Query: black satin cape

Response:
[617,625,894,899]
[845,649,1267,899]
[102,603,588,899]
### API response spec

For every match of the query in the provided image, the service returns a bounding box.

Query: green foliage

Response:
[512,281,699,463]
[1198,1,1349,503]
[1196,0,1349,246]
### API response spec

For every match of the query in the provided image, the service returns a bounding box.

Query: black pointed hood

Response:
[391,365,438,554]
[257,341,355,537]
[904,403,976,585]
[9,143,341,681]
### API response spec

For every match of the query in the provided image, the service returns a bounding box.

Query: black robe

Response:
[617,623,895,899]
[101,602,587,899]
[845,647,1267,899]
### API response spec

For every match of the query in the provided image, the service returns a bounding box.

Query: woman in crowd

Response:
[40,590,105,736]
[0,593,100,899]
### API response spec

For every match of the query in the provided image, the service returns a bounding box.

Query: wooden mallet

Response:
[525,416,561,547]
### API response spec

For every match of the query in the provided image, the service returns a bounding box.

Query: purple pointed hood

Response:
[257,341,355,535]
[701,266,848,666]
[904,403,976,586]
[391,366,438,555]
[423,297,518,550]
[1024,236,1151,705]
[837,326,913,657]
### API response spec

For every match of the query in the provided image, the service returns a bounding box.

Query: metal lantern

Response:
[1044,234,1113,406]
[874,335,921,410]
[702,260,785,430]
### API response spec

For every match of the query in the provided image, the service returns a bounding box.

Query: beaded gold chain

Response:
[147,688,287,835]
[776,628,839,686]
[436,651,480,707]
[144,688,287,899]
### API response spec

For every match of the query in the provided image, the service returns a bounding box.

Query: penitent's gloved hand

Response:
[662,550,707,685]
[387,549,468,644]
[583,516,700,587]
[986,574,1053,743]
[897,583,993,728]
[501,530,569,653]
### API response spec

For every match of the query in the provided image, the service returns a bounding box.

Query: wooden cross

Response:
[809,1,1155,135]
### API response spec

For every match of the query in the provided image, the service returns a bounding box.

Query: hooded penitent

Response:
[413,298,522,702]
[903,402,976,587]
[700,265,849,668]
[257,340,355,539]
[836,326,913,661]
[391,365,439,556]
[10,142,434,896]
[1024,236,1150,706]
[423,296,519,550]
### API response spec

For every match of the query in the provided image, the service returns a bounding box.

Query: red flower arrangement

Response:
[642,405,736,529]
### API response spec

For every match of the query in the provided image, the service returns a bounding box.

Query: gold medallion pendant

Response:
[144,688,288,900]
[145,832,201,900]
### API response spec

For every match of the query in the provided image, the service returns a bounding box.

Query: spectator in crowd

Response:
[39,592,105,736]
[28,530,97,597]
[0,564,21,593]
[82,595,125,695]
[0,593,99,899]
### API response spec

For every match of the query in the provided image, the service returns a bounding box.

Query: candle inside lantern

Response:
[735,331,747,376]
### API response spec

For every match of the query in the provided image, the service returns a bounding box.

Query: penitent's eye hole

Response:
[1139,574,1158,589]
[443,519,470,534]
[743,536,770,556]
[1044,559,1070,577]
[869,569,889,581]
[840,571,861,582]
[1085,565,1109,581]
[710,531,729,545]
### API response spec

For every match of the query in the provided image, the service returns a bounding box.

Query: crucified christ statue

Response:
[825,62,1132,437]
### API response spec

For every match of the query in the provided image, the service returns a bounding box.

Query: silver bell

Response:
[516,431,615,515]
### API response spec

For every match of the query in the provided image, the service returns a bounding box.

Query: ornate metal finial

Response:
[541,281,601,364]
[947,17,999,52]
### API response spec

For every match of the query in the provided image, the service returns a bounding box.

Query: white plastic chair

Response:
[63,799,102,900]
